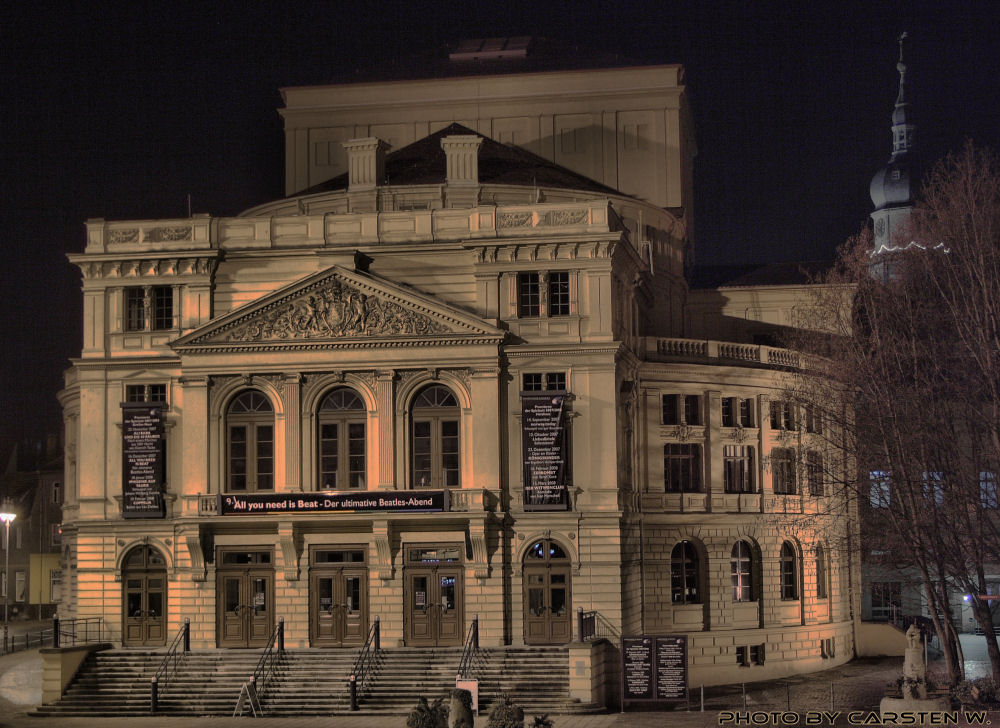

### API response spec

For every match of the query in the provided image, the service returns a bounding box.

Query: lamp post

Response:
[0,508,15,626]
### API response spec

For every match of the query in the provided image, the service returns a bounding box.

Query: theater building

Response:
[58,48,857,687]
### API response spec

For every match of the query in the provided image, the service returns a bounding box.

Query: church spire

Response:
[870,32,918,256]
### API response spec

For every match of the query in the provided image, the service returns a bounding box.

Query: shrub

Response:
[486,693,524,728]
[406,695,449,728]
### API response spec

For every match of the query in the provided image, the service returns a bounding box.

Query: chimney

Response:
[440,134,483,208]
[343,137,388,212]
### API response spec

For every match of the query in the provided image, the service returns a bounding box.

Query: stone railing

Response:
[645,337,801,370]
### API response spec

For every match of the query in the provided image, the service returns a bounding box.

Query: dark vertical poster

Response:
[521,391,569,510]
[621,634,689,705]
[122,403,166,518]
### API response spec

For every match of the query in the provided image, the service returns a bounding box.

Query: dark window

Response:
[548,271,570,316]
[815,545,828,599]
[723,397,754,427]
[546,372,566,391]
[411,385,460,488]
[805,405,823,434]
[524,372,566,391]
[318,388,366,490]
[739,398,754,427]
[227,390,274,492]
[125,288,145,332]
[517,273,540,317]
[151,287,173,330]
[670,541,700,604]
[807,451,824,496]
[662,395,679,425]
[522,373,543,391]
[750,644,765,665]
[771,447,797,495]
[126,383,167,403]
[722,398,735,427]
[684,395,701,425]
[731,541,753,602]
[664,444,702,492]
[780,541,798,600]
[870,581,902,621]
[770,401,795,431]
[922,471,944,505]
[724,446,756,493]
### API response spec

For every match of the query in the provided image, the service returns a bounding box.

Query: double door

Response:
[311,568,367,647]
[405,567,463,646]
[123,572,166,646]
[523,564,572,644]
[218,568,274,647]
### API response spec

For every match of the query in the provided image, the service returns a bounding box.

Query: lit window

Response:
[780,542,798,600]
[981,471,998,509]
[731,541,754,602]
[664,444,702,492]
[869,470,891,508]
[724,446,756,493]
[670,541,700,604]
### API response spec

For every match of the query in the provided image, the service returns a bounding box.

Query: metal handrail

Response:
[52,616,105,648]
[578,608,621,642]
[348,616,381,711]
[457,615,479,679]
[251,617,285,697]
[151,619,190,713]
[1,625,54,655]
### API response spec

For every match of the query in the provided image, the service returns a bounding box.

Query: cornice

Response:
[175,335,505,355]
[69,254,220,281]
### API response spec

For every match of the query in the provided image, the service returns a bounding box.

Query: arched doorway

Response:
[523,539,571,644]
[122,545,167,646]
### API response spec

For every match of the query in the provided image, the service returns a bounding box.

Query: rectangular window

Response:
[807,452,824,496]
[522,373,543,392]
[125,383,167,403]
[517,272,540,317]
[50,569,62,602]
[663,444,702,492]
[981,471,998,509]
[546,372,566,391]
[805,405,823,434]
[52,482,61,504]
[724,397,754,427]
[724,446,756,493]
[870,470,891,508]
[736,645,748,666]
[548,271,570,316]
[771,447,797,495]
[151,286,173,330]
[15,570,25,602]
[922,471,944,505]
[684,395,701,425]
[522,372,566,391]
[661,395,679,425]
[125,288,145,331]
[722,398,735,427]
[750,644,765,665]
[770,401,795,430]
[870,581,902,621]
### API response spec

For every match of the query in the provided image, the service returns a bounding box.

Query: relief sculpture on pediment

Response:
[226,278,451,342]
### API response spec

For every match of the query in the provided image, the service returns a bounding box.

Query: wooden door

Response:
[311,568,368,646]
[217,568,274,647]
[523,564,572,644]
[405,567,463,646]
[123,572,166,646]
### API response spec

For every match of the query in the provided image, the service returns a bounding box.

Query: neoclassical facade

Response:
[59,57,856,688]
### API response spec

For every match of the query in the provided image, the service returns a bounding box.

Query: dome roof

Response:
[870,158,914,209]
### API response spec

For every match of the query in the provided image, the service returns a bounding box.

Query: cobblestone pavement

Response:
[1,642,998,728]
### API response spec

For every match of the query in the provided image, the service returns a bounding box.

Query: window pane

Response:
[522,373,543,391]
[548,271,570,316]
[125,288,145,331]
[152,286,173,330]
[518,272,540,317]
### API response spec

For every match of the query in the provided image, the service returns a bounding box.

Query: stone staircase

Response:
[31,644,597,716]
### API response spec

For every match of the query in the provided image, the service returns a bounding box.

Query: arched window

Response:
[227,390,274,492]
[731,541,754,602]
[318,388,366,490]
[411,385,460,488]
[671,541,700,604]
[780,541,798,600]
[815,544,828,599]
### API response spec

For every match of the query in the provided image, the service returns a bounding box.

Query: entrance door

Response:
[122,545,167,647]
[405,566,463,646]
[217,550,274,648]
[523,539,572,644]
[311,569,368,646]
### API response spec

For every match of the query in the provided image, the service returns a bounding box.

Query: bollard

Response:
[349,675,358,711]
[278,617,285,653]
[786,681,790,711]
[374,616,380,652]
[183,618,190,652]
[151,677,159,714]
[701,685,704,712]
[53,616,60,648]
[577,607,584,641]
[830,682,834,711]
[742,682,747,709]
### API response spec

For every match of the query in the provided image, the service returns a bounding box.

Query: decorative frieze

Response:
[77,256,216,280]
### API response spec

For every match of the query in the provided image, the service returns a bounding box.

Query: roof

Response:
[688,261,833,289]
[296,123,624,198]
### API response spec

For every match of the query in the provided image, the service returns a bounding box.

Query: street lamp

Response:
[0,508,15,625]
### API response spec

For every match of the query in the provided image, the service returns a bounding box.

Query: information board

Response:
[621,634,688,705]
[121,403,166,519]
[521,391,569,510]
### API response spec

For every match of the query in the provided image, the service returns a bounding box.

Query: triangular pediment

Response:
[172,265,504,352]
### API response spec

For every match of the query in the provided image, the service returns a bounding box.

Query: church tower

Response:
[870,32,917,256]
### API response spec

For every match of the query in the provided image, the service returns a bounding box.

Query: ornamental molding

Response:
[78,256,217,280]
[173,265,504,352]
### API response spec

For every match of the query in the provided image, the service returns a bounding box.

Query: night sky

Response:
[2,1,998,447]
